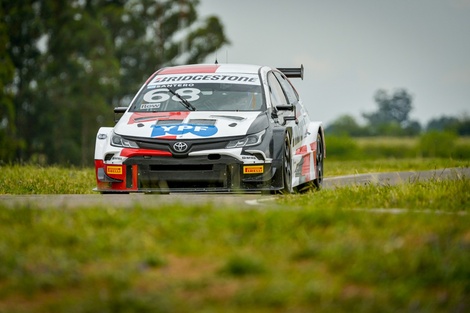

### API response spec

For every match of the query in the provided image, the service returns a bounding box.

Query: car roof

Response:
[157,64,264,76]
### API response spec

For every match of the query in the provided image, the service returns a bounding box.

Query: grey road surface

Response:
[1,168,468,209]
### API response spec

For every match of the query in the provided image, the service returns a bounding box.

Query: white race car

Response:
[94,63,325,193]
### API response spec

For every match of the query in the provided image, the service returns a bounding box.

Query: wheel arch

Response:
[271,126,293,159]
[269,126,292,190]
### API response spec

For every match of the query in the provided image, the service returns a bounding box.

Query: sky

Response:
[197,0,470,126]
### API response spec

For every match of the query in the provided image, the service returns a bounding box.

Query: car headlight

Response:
[226,130,265,148]
[111,133,139,148]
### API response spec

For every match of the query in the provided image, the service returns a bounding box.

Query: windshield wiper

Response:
[167,88,196,111]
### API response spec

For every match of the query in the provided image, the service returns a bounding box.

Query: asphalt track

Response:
[1,168,468,209]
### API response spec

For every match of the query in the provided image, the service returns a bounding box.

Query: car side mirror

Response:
[282,115,298,125]
[273,105,298,125]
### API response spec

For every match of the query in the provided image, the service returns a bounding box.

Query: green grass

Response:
[0,157,469,312]
[355,135,470,146]
[325,158,469,176]
[0,165,95,194]
[0,177,468,312]
[1,158,468,194]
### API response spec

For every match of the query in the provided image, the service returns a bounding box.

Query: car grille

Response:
[134,137,232,154]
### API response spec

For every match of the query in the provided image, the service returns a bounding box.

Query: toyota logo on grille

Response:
[173,142,188,152]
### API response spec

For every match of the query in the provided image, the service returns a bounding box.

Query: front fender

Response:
[270,126,290,188]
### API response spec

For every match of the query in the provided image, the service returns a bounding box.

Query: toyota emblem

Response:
[173,142,188,152]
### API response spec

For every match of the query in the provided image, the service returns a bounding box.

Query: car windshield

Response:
[130,73,264,112]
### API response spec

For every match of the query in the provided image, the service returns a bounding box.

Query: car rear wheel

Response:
[314,133,324,189]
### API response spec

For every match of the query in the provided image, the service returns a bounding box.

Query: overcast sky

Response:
[198,0,470,126]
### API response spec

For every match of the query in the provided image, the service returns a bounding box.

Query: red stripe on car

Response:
[128,111,191,124]
[295,145,307,155]
[158,64,220,75]
[310,142,317,151]
[120,149,172,158]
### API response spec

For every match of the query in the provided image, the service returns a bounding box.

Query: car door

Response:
[267,71,295,126]
[273,71,307,146]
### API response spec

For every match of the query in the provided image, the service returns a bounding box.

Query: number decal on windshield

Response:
[143,88,201,103]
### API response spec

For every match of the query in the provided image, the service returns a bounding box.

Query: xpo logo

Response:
[151,123,218,137]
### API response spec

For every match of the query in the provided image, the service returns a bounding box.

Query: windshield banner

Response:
[149,74,260,86]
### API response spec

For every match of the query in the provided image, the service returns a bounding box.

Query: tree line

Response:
[1,0,228,165]
[326,88,470,137]
[2,1,468,166]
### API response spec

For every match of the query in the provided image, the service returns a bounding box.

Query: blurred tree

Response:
[34,1,119,165]
[403,119,422,136]
[426,115,460,132]
[1,0,43,162]
[0,6,17,162]
[99,0,229,106]
[325,114,368,136]
[426,114,470,135]
[364,89,412,125]
[2,0,229,165]
[456,115,470,135]
[363,89,419,136]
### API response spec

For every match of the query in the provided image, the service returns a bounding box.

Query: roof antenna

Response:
[214,49,218,64]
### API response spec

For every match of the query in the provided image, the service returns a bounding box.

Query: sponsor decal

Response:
[151,123,218,137]
[140,103,161,110]
[152,83,194,89]
[106,166,123,175]
[128,112,190,125]
[243,165,264,174]
[241,156,258,160]
[149,74,259,86]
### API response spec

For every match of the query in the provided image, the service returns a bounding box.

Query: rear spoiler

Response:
[114,106,128,123]
[277,64,304,80]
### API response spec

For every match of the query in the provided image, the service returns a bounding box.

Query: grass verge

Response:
[1,159,468,194]
[325,158,469,177]
[0,176,469,312]
[0,165,95,194]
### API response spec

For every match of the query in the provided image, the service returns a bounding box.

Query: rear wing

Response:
[277,64,304,80]
[114,106,128,123]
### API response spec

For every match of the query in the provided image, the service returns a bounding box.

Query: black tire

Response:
[281,133,293,194]
[314,133,324,189]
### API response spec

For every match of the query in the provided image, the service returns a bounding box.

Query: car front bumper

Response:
[95,155,282,193]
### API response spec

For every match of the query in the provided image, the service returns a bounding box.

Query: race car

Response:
[94,63,325,193]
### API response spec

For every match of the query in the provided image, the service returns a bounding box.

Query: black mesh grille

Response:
[149,164,213,171]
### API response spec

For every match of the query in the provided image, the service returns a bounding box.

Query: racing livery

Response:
[94,63,325,193]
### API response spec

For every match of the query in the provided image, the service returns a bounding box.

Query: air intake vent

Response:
[156,120,184,125]
[188,119,216,125]
[149,164,213,171]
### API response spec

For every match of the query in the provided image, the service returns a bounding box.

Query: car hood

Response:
[114,111,268,140]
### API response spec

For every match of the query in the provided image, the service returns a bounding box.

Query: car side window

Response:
[267,72,288,106]
[274,72,299,104]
